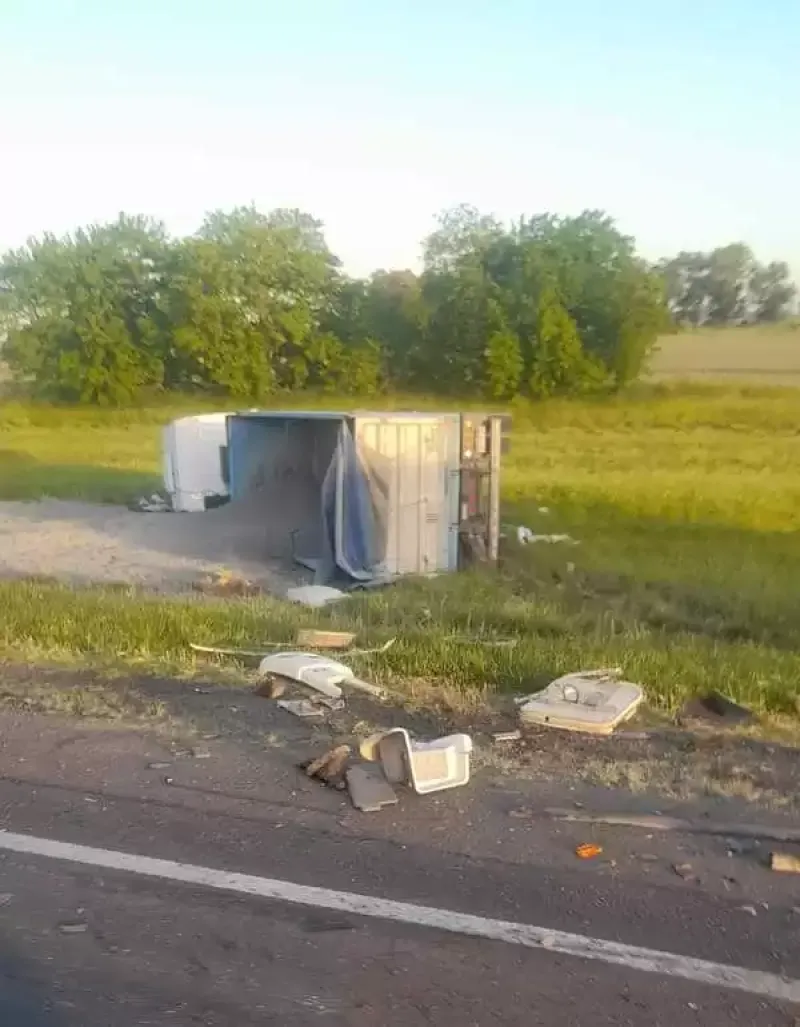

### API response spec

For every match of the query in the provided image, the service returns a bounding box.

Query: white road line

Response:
[0,829,797,1003]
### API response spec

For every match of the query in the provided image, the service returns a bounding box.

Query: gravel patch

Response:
[0,499,302,594]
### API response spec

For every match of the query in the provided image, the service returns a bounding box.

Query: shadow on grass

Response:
[0,451,159,504]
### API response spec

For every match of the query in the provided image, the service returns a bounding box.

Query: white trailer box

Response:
[162,413,231,512]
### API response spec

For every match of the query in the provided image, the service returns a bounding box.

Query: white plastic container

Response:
[518,670,643,735]
[366,728,473,795]
[162,413,231,512]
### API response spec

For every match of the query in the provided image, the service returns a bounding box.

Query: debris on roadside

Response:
[575,843,603,860]
[300,744,351,790]
[515,526,579,546]
[345,764,398,812]
[58,921,89,934]
[677,691,755,728]
[254,676,288,699]
[129,492,172,513]
[147,761,172,770]
[277,698,327,720]
[257,652,386,701]
[492,730,522,744]
[542,808,800,844]
[191,635,396,660]
[672,862,697,881]
[295,628,356,651]
[769,852,800,874]
[516,668,643,735]
[192,570,260,598]
[286,585,348,608]
[360,727,472,795]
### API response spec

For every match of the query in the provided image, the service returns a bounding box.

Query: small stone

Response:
[163,776,174,785]
[58,922,88,934]
[687,1002,699,1011]
[739,905,758,917]
[672,863,695,880]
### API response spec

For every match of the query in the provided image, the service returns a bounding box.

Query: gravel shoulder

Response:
[0,499,298,593]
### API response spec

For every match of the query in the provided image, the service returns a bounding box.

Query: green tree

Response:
[1,215,169,403]
[484,325,523,399]
[528,286,605,397]
[749,261,796,322]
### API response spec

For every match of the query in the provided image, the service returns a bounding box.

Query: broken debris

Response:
[492,730,522,744]
[58,922,89,934]
[542,808,800,844]
[770,852,800,874]
[191,636,396,660]
[301,744,352,790]
[295,628,356,651]
[277,698,327,720]
[361,728,473,795]
[346,765,398,812]
[517,668,643,735]
[515,526,578,546]
[575,843,603,860]
[257,651,385,701]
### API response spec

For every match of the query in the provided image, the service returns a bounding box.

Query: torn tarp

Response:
[319,421,390,585]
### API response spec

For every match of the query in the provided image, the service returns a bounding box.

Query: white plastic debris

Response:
[517,669,643,735]
[258,652,384,701]
[286,585,348,608]
[516,526,577,545]
[258,652,350,698]
[361,728,473,795]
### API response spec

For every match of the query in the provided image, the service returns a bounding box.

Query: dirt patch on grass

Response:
[0,499,300,594]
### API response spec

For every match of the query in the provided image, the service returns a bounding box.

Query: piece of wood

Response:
[296,629,356,651]
[543,808,800,845]
[770,852,800,873]
[303,745,351,784]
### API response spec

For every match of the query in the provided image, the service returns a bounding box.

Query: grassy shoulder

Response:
[0,385,799,727]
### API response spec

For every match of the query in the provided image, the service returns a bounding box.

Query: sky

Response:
[1,0,798,276]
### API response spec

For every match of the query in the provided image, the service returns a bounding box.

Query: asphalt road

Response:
[0,713,798,1026]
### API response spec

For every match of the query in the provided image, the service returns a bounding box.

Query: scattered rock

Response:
[739,905,758,917]
[672,863,697,881]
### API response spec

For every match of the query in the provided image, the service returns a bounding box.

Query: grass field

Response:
[1,383,799,725]
[650,321,800,385]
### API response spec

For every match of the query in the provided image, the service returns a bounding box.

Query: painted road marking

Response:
[0,828,797,1003]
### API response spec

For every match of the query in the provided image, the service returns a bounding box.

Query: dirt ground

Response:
[0,498,303,594]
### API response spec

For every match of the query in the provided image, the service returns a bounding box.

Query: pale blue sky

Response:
[1,0,797,275]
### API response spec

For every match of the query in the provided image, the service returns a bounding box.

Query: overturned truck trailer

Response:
[163,410,507,587]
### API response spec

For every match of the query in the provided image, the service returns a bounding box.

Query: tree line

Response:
[0,205,795,405]
[657,245,796,326]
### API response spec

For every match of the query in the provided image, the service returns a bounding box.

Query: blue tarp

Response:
[320,421,389,584]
